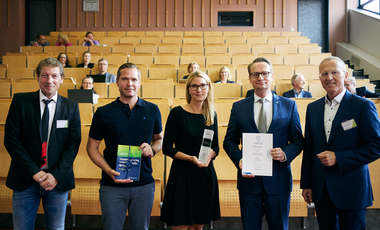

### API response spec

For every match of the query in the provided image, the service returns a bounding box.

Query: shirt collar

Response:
[293,88,303,95]
[115,97,143,107]
[324,88,346,105]
[39,89,58,103]
[254,92,273,103]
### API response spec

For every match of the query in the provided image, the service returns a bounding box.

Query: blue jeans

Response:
[12,182,69,230]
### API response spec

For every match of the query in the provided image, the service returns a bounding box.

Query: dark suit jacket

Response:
[246,89,277,98]
[301,91,380,210]
[356,86,380,98]
[283,89,312,98]
[77,63,94,68]
[224,93,304,195]
[4,91,81,192]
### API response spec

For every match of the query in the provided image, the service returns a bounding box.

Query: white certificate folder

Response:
[242,133,273,176]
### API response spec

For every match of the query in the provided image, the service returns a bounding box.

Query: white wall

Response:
[336,9,380,80]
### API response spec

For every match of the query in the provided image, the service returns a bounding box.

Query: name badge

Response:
[57,120,68,128]
[341,119,356,131]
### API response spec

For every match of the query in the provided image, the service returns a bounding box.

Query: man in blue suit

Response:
[282,73,312,98]
[4,58,81,230]
[301,56,380,230]
[224,57,304,230]
[345,76,380,98]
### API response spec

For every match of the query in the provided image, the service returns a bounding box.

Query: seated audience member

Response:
[95,59,116,83]
[214,66,235,83]
[283,73,312,98]
[77,51,94,68]
[246,89,277,98]
[57,53,72,68]
[82,32,100,47]
[80,76,99,104]
[55,33,72,47]
[29,33,49,47]
[345,76,380,98]
[183,62,199,79]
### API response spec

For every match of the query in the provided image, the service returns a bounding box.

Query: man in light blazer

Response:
[96,58,116,83]
[224,57,304,230]
[301,56,380,229]
[282,73,312,98]
[4,58,81,230]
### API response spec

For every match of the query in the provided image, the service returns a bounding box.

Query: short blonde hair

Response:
[219,66,232,81]
[58,33,70,45]
[187,62,199,73]
[185,71,215,126]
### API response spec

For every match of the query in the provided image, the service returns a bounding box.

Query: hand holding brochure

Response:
[115,145,141,181]
[242,133,273,176]
[198,129,214,164]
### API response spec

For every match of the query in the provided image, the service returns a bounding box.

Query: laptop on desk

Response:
[67,89,93,103]
[87,74,106,83]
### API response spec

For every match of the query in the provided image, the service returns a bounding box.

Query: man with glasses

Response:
[344,76,380,98]
[283,73,312,98]
[29,34,50,47]
[96,58,116,83]
[224,57,304,230]
[301,56,380,229]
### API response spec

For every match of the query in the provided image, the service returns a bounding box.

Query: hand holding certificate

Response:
[242,133,273,176]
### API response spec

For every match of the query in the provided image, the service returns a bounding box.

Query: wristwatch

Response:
[151,146,156,156]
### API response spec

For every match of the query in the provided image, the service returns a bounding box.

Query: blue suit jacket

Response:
[4,91,81,192]
[283,89,312,98]
[356,86,380,98]
[224,93,304,195]
[301,91,380,210]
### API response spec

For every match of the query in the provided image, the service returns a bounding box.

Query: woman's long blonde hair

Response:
[185,71,215,126]
[58,33,70,45]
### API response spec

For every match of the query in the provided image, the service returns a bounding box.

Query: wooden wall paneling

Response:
[76,0,79,27]
[229,0,231,4]
[273,0,276,27]
[129,0,132,27]
[174,0,177,27]
[210,0,212,27]
[138,0,141,27]
[67,0,70,27]
[282,0,285,27]
[201,0,204,27]
[120,0,123,27]
[112,0,115,27]
[147,0,150,27]
[183,0,186,27]
[156,0,159,27]
[165,0,168,27]
[103,0,106,27]
[264,0,267,27]
[94,11,97,27]
[238,0,240,4]
[85,12,88,27]
[7,0,9,27]
[219,0,222,4]
[192,0,195,27]
[256,0,258,4]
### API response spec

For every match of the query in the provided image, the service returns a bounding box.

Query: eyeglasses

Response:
[189,84,208,91]
[319,70,345,78]
[250,71,271,79]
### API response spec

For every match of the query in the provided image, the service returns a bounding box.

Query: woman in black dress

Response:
[160,71,221,229]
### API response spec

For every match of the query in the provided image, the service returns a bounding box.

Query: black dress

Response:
[160,106,221,226]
